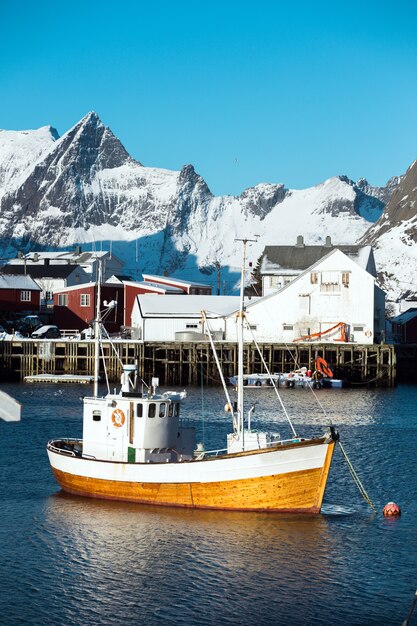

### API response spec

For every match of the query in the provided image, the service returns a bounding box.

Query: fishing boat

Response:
[47,241,338,513]
[229,369,323,389]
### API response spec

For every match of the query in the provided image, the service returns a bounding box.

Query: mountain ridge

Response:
[0,112,414,307]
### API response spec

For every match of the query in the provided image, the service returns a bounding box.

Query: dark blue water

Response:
[1,383,417,625]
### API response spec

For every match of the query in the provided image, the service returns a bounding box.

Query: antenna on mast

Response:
[234,237,258,448]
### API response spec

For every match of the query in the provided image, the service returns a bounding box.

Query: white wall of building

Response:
[225,249,380,345]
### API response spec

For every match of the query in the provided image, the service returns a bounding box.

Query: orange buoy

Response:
[315,356,333,378]
[383,502,401,517]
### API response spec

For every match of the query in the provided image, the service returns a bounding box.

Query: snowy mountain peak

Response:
[0,112,412,306]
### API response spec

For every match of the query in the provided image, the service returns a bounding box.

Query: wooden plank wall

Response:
[0,340,396,386]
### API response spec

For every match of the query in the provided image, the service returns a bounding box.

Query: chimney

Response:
[296,235,305,247]
[324,236,332,247]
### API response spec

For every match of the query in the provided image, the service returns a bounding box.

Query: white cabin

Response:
[82,367,195,463]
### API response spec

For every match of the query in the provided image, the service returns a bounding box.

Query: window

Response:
[159,403,166,417]
[80,293,90,307]
[168,403,174,417]
[45,291,53,301]
[310,272,318,284]
[58,294,68,306]
[137,403,143,417]
[353,325,364,332]
[269,276,280,287]
[283,324,294,331]
[148,403,156,418]
[186,324,198,329]
[174,403,180,417]
[20,291,31,302]
[320,271,340,293]
[92,411,101,422]
[342,272,350,286]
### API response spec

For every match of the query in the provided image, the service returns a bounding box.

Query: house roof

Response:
[1,264,84,279]
[136,295,249,318]
[0,274,41,290]
[106,275,135,283]
[245,247,380,312]
[261,239,375,275]
[54,282,125,294]
[391,308,417,324]
[142,273,210,289]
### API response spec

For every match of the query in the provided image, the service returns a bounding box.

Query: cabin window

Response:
[148,403,156,418]
[353,325,364,332]
[159,403,166,417]
[283,324,293,331]
[92,411,101,422]
[186,324,198,329]
[20,290,31,302]
[174,403,180,417]
[168,403,174,417]
[342,272,350,286]
[58,294,68,306]
[136,403,143,417]
[80,293,90,307]
[310,272,318,284]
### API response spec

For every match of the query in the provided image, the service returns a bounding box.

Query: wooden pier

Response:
[0,339,396,386]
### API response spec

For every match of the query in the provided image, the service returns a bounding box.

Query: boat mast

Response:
[93,259,102,398]
[236,237,256,441]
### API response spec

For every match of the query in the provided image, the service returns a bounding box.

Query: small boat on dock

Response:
[25,374,95,384]
[229,368,323,389]
[47,244,338,513]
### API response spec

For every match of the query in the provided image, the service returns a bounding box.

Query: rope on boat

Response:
[202,311,238,432]
[338,440,378,513]
[200,352,206,444]
[245,317,298,437]
[402,590,417,626]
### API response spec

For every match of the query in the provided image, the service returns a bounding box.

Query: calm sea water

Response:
[1,382,417,625]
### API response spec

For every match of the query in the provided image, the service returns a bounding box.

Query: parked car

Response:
[31,325,61,339]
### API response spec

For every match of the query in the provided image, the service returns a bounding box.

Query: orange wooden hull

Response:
[51,441,335,513]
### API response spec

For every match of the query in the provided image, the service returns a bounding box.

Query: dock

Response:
[0,338,397,386]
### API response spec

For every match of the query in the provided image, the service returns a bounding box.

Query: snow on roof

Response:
[261,242,374,274]
[142,273,210,289]
[0,274,41,290]
[136,295,245,317]
[391,309,417,324]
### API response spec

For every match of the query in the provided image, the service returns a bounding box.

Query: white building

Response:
[261,236,377,296]
[227,248,385,345]
[5,247,124,283]
[131,295,244,341]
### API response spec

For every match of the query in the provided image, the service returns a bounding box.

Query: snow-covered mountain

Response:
[0,112,410,303]
[360,159,417,311]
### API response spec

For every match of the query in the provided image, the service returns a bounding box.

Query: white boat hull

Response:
[47,436,336,513]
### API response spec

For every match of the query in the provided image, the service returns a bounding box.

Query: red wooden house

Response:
[0,274,41,318]
[53,282,124,333]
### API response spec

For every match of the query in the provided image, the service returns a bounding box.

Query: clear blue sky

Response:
[1,0,417,196]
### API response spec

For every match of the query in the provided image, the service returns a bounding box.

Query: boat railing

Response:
[47,438,82,457]
[200,436,304,458]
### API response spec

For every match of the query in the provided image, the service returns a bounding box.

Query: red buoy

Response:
[383,502,401,517]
